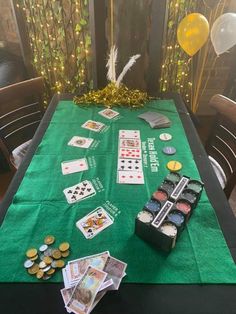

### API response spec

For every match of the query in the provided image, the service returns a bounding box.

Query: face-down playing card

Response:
[76,207,114,239]
[63,180,96,204]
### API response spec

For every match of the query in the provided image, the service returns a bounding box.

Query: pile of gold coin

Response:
[24,235,70,280]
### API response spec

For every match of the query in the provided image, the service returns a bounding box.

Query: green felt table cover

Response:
[1,99,236,284]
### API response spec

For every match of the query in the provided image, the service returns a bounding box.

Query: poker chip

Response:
[160,180,175,194]
[181,189,197,204]
[162,146,176,155]
[152,189,168,202]
[176,200,192,215]
[167,210,185,227]
[137,210,154,224]
[165,172,181,184]
[187,180,203,194]
[166,160,182,172]
[144,200,161,214]
[159,222,177,238]
[159,133,172,141]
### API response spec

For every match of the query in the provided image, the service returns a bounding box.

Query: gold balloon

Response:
[177,13,209,56]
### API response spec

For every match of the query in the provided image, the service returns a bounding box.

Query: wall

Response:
[0,0,21,54]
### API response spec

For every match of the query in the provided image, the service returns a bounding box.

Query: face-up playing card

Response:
[82,120,105,132]
[117,171,144,184]
[98,109,119,119]
[76,207,114,239]
[119,130,140,139]
[61,158,88,175]
[68,136,94,148]
[119,138,141,149]
[117,158,143,172]
[63,180,96,204]
[119,148,141,159]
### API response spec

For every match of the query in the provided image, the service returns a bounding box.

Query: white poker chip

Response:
[137,210,153,224]
[159,222,177,237]
[159,133,172,141]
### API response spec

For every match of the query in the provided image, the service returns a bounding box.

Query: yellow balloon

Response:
[177,13,209,56]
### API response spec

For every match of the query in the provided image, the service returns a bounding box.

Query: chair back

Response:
[0,77,44,155]
[205,94,236,198]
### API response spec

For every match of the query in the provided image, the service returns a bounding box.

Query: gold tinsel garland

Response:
[73,83,150,108]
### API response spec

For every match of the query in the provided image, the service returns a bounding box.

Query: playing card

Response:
[119,129,140,139]
[117,158,143,172]
[68,136,94,148]
[63,180,96,204]
[119,138,141,149]
[76,207,114,239]
[117,171,144,184]
[82,120,105,132]
[61,158,88,175]
[98,108,119,119]
[119,147,142,159]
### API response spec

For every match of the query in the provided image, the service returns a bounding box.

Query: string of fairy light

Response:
[160,0,198,106]
[16,0,92,104]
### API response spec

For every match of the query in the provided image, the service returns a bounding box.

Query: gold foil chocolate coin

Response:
[26,248,37,258]
[44,235,55,245]
[59,242,70,252]
[28,263,39,275]
[52,249,61,259]
[61,250,70,258]
[46,268,55,275]
[36,269,44,279]
[55,260,65,268]
[43,256,53,265]
[30,254,38,261]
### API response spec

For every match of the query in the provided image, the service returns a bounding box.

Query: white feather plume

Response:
[116,54,141,87]
[106,46,118,82]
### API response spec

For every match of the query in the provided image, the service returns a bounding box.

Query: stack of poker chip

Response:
[24,235,70,280]
[135,172,204,252]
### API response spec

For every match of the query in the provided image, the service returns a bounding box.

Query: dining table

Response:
[1,92,236,314]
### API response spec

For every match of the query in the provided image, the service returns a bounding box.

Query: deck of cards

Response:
[76,207,113,239]
[138,111,171,128]
[63,180,96,204]
[117,130,144,184]
[61,251,127,314]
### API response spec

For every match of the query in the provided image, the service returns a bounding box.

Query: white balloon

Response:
[211,13,236,56]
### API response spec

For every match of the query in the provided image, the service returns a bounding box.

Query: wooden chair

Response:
[205,94,236,198]
[0,77,44,170]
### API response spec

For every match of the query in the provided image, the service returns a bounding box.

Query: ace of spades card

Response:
[76,207,114,239]
[63,180,96,204]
